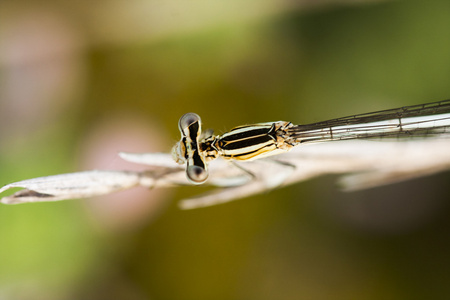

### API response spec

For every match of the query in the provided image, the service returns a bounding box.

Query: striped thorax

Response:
[206,121,295,161]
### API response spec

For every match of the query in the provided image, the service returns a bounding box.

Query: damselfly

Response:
[3,100,450,208]
[172,100,450,184]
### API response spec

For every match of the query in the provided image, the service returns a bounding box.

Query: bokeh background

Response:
[1,0,450,299]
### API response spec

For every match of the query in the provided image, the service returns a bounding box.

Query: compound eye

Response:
[178,113,201,132]
[186,165,208,184]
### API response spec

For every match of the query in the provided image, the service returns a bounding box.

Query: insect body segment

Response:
[214,124,278,160]
[210,122,295,161]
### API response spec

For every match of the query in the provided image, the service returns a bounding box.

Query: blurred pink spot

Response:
[78,113,173,232]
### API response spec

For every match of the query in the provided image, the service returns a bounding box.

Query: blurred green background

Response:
[1,0,450,299]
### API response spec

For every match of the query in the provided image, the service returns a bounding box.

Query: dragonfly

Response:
[172,100,450,184]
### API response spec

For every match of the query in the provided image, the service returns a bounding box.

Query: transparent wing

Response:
[290,100,450,143]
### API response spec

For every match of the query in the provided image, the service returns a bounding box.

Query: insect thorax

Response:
[199,136,219,162]
[198,121,295,161]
